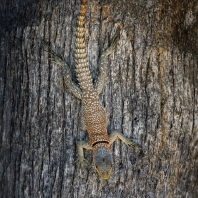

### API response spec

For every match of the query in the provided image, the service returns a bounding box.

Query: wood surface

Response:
[0,0,198,197]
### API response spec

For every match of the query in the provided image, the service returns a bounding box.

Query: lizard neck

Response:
[92,142,111,153]
[75,0,93,91]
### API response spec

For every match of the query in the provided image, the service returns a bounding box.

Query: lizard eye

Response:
[95,164,100,171]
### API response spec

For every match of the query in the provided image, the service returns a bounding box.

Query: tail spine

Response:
[75,0,93,91]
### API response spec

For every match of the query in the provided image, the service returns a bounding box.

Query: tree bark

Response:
[0,0,198,197]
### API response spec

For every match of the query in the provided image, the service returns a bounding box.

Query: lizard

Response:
[49,0,138,180]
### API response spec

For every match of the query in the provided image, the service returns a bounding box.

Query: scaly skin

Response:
[50,0,138,180]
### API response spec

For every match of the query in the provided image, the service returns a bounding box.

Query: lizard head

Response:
[93,147,113,180]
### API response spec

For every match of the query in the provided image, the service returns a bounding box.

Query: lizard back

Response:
[81,92,110,147]
[75,0,110,147]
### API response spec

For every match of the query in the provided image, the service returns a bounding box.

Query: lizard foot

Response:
[42,41,66,67]
[49,55,65,66]
[103,28,120,56]
[47,51,66,67]
[124,138,141,148]
[73,157,89,169]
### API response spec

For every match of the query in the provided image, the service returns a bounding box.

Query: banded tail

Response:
[75,0,93,91]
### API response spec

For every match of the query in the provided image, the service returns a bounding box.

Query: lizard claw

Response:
[49,56,65,66]
[125,138,141,148]
[73,157,89,169]
[45,49,65,66]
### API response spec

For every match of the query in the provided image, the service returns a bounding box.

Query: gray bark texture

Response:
[0,0,198,197]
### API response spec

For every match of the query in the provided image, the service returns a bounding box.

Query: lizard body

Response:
[50,0,138,180]
[74,0,110,148]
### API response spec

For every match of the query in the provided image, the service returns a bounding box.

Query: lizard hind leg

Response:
[44,45,82,99]
[94,28,120,95]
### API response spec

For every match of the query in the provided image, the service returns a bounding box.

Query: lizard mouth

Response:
[97,166,112,180]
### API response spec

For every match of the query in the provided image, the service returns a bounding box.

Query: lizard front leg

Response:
[109,130,139,147]
[74,141,92,169]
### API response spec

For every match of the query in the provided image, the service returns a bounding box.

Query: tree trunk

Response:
[0,0,198,197]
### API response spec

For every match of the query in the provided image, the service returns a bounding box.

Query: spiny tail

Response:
[75,0,93,91]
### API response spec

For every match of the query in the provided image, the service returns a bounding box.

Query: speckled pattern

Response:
[81,92,110,147]
[75,0,110,147]
[75,0,92,91]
